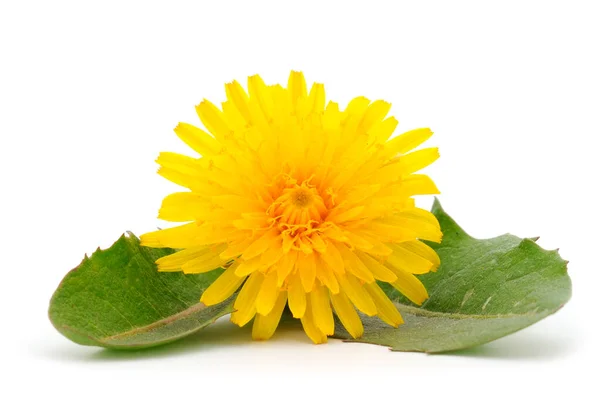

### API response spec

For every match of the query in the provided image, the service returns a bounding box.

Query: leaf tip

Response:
[431,196,443,214]
[125,231,140,243]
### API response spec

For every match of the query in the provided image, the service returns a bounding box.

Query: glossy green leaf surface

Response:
[49,234,233,349]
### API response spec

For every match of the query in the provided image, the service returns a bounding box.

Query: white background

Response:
[1,0,598,406]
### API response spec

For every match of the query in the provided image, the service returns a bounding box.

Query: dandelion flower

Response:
[140,71,442,343]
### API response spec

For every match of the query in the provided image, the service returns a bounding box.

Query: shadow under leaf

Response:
[434,330,575,361]
[41,317,307,363]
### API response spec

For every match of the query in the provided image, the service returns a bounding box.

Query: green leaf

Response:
[49,233,232,349]
[334,198,572,352]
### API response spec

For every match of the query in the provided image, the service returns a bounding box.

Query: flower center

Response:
[268,179,329,229]
[291,187,313,209]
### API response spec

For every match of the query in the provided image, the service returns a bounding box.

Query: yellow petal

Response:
[235,256,264,277]
[247,74,274,119]
[310,285,335,335]
[328,205,365,224]
[342,96,370,123]
[259,237,284,268]
[354,251,398,283]
[363,241,394,257]
[287,272,306,318]
[322,101,342,130]
[139,222,200,248]
[300,296,327,344]
[385,128,433,156]
[336,244,375,283]
[220,237,254,259]
[231,214,270,231]
[336,273,377,316]
[389,270,429,305]
[154,246,209,272]
[276,251,297,286]
[321,223,349,243]
[158,192,211,222]
[395,207,441,232]
[195,99,231,141]
[225,80,251,123]
[297,252,317,292]
[387,243,435,275]
[287,70,307,108]
[398,240,441,271]
[173,122,221,157]
[211,195,265,213]
[370,116,398,145]
[221,100,246,132]
[360,100,391,132]
[330,291,363,339]
[231,272,264,327]
[398,147,440,174]
[200,263,245,305]
[374,208,442,243]
[343,230,375,251]
[282,232,295,254]
[255,271,280,316]
[181,245,228,274]
[320,242,345,275]
[364,282,404,327]
[252,291,287,341]
[156,167,222,195]
[366,160,404,186]
[184,224,246,247]
[343,231,393,257]
[399,174,440,196]
[315,255,340,294]
[307,82,325,114]
[155,152,230,194]
[156,151,202,176]
[309,233,327,253]
[241,230,279,261]
[364,221,419,244]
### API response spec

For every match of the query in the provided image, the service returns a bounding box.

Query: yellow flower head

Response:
[141,71,442,343]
